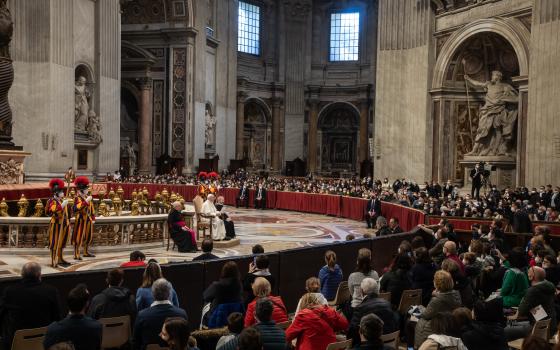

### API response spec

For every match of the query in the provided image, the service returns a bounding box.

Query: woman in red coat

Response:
[286,293,349,350]
[244,277,288,327]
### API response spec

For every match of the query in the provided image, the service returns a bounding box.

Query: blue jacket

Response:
[43,314,102,350]
[133,303,187,350]
[135,286,179,312]
[319,264,343,301]
[254,321,287,350]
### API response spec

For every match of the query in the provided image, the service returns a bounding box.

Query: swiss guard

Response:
[198,172,209,198]
[72,176,95,259]
[46,178,71,267]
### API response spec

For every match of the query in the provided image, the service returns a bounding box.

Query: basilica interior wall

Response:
[525,0,560,186]
[8,0,120,179]
[373,0,433,182]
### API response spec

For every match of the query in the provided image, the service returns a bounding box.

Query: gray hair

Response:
[376,216,387,229]
[360,277,379,295]
[21,262,41,280]
[152,278,172,301]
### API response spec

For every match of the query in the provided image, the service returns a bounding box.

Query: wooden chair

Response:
[325,339,352,350]
[507,319,551,350]
[10,326,48,350]
[328,281,351,307]
[146,345,169,350]
[397,289,422,314]
[193,195,213,240]
[99,315,131,350]
[277,320,292,330]
[380,330,400,349]
[378,291,391,303]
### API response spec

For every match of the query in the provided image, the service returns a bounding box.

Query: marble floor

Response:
[0,208,370,278]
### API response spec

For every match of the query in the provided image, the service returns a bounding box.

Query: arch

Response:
[318,101,360,127]
[75,62,95,84]
[244,97,272,123]
[432,17,530,89]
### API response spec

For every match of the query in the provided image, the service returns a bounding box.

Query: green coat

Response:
[501,267,529,308]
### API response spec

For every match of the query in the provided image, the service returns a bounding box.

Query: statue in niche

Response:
[204,106,216,148]
[126,142,137,173]
[464,70,518,157]
[87,110,102,144]
[75,76,91,133]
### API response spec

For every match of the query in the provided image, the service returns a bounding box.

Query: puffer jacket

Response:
[419,334,468,350]
[414,290,462,348]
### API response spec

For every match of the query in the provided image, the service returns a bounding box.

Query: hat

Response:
[49,178,65,193]
[198,171,208,180]
[74,176,90,190]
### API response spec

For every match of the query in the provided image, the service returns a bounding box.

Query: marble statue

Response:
[87,110,102,143]
[126,143,136,173]
[0,0,14,146]
[204,106,216,148]
[75,76,91,132]
[464,70,518,157]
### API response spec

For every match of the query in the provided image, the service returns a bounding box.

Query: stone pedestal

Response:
[0,149,31,184]
[460,156,516,190]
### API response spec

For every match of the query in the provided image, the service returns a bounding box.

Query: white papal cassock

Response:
[201,199,226,240]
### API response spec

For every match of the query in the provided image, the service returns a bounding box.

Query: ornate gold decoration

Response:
[0,197,8,216]
[17,194,28,217]
[33,199,44,217]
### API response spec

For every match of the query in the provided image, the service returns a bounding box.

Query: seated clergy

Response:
[167,201,197,252]
[202,194,227,241]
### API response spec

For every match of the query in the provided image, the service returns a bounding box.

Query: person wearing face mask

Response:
[46,178,71,268]
[72,176,95,260]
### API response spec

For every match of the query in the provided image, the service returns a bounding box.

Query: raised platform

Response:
[0,208,368,277]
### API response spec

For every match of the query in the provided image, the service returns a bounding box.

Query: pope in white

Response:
[201,194,226,240]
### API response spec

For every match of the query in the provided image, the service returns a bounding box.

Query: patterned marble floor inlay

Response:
[0,208,370,278]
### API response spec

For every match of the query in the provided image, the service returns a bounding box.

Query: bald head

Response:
[207,194,215,202]
[443,240,457,256]
[21,262,41,281]
[172,201,183,210]
[529,266,546,284]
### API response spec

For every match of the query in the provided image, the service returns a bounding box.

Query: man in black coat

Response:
[254,182,267,210]
[469,163,483,199]
[193,239,220,261]
[0,262,61,350]
[511,202,532,233]
[389,217,403,234]
[365,194,381,229]
[347,278,398,346]
[236,183,250,208]
[88,268,137,323]
[43,284,102,350]
[133,278,188,350]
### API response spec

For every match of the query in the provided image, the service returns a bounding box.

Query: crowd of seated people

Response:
[113,169,560,225]
[5,227,560,350]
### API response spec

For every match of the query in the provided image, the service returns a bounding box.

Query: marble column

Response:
[271,98,283,171]
[236,91,247,159]
[307,99,319,173]
[359,100,369,164]
[138,77,153,174]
